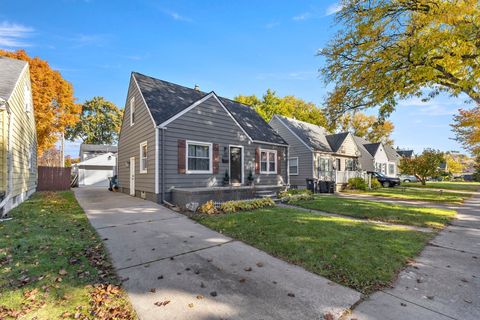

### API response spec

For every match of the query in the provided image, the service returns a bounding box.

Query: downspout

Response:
[286,145,290,187]
[0,99,13,217]
[161,127,166,203]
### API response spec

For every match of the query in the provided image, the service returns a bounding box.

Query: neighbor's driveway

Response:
[74,188,360,320]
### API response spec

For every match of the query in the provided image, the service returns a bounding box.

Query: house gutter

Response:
[0,98,13,217]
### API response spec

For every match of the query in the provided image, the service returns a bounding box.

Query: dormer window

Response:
[24,82,32,112]
[130,97,135,126]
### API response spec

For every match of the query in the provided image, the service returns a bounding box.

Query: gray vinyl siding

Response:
[269,116,312,187]
[118,76,157,196]
[161,96,287,199]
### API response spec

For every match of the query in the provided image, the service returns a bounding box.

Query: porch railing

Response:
[335,171,367,184]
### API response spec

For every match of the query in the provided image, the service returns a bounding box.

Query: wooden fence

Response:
[37,166,71,191]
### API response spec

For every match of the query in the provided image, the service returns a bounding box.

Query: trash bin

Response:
[306,179,315,193]
[319,181,328,193]
[327,181,335,193]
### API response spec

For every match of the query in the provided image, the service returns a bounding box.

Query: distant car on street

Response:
[368,172,401,187]
[398,175,418,183]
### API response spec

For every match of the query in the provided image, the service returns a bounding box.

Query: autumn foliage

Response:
[0,49,81,156]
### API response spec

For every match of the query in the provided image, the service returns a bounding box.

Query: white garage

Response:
[76,153,116,187]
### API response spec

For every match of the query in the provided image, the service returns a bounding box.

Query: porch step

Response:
[255,190,277,199]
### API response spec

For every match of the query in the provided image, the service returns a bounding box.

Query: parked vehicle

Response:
[398,175,418,183]
[368,172,401,187]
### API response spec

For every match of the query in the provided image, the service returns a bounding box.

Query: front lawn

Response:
[346,187,470,203]
[0,192,135,319]
[290,196,455,229]
[195,207,432,293]
[402,181,480,192]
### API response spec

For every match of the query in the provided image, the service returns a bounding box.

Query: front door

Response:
[130,157,135,196]
[229,146,242,185]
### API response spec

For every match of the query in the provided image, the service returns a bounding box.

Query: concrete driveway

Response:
[74,188,361,320]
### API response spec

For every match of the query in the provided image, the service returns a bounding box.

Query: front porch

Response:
[171,184,286,209]
[315,170,368,192]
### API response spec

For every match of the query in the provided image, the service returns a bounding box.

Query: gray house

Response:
[269,115,362,189]
[269,115,401,189]
[118,72,289,207]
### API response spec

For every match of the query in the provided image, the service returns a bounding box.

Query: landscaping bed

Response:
[194,206,432,293]
[0,192,135,320]
[290,195,456,229]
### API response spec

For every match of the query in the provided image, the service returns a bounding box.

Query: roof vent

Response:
[194,84,200,91]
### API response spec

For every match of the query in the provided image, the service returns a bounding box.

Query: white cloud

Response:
[0,21,34,48]
[293,12,311,21]
[400,97,458,116]
[325,2,344,16]
[164,10,192,22]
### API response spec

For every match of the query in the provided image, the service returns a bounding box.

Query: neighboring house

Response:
[269,115,362,189]
[353,137,401,177]
[74,152,116,187]
[118,72,288,208]
[0,57,37,216]
[269,115,402,189]
[79,143,117,161]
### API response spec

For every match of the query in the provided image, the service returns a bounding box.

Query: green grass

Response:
[0,192,135,319]
[290,196,456,229]
[346,187,470,203]
[195,207,432,293]
[402,181,480,192]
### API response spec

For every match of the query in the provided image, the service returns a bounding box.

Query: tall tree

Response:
[319,0,480,118]
[339,112,394,145]
[235,89,328,127]
[398,149,445,185]
[451,106,480,155]
[66,97,123,145]
[0,49,80,155]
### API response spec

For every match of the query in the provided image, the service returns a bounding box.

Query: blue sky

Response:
[0,0,471,157]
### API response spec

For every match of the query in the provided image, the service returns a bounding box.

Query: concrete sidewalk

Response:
[349,193,480,320]
[74,188,361,320]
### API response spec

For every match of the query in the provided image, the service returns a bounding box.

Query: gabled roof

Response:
[352,136,375,171]
[76,152,116,167]
[0,57,27,101]
[384,144,401,162]
[325,132,349,153]
[397,150,414,158]
[364,143,382,157]
[80,144,118,154]
[132,72,287,145]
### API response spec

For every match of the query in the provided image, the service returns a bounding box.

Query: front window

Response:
[388,163,395,175]
[260,149,277,174]
[139,141,147,173]
[289,157,298,175]
[345,159,355,171]
[187,141,212,173]
[318,158,330,172]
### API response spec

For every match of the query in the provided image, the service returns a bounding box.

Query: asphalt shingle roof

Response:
[274,115,332,151]
[0,57,27,101]
[364,143,381,156]
[352,136,375,171]
[132,72,287,145]
[325,132,349,153]
[397,150,414,158]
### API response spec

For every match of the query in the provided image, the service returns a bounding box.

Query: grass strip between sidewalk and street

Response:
[195,207,433,294]
[0,192,135,320]
[402,181,480,192]
[289,196,456,229]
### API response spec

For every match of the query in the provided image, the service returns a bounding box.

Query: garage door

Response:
[81,169,113,187]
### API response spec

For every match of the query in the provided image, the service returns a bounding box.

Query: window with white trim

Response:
[388,163,395,175]
[345,159,355,171]
[130,97,135,126]
[289,157,298,175]
[260,149,277,174]
[139,141,147,173]
[24,82,32,112]
[187,141,212,173]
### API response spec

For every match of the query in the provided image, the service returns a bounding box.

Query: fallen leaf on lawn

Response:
[59,269,68,276]
[188,303,194,308]
[154,300,171,307]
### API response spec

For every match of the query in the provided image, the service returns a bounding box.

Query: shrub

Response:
[198,200,218,215]
[348,177,367,190]
[220,198,275,214]
[370,178,381,189]
[278,189,312,198]
[282,193,314,203]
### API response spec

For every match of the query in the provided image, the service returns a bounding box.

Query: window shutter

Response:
[178,140,186,174]
[277,152,281,174]
[213,144,220,174]
[255,147,260,174]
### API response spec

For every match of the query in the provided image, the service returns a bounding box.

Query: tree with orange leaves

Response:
[452,106,480,156]
[0,49,81,156]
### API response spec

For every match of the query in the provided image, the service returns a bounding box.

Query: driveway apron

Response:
[74,187,361,320]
